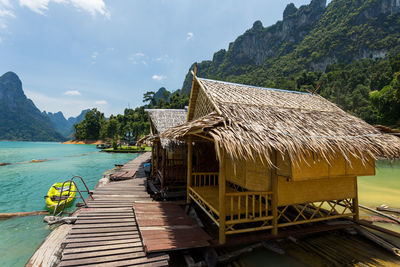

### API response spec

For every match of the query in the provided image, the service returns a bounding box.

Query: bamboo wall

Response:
[222,150,374,206]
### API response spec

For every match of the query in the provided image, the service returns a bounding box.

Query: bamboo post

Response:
[187,136,193,204]
[151,145,154,177]
[353,177,359,222]
[161,149,166,189]
[155,143,159,177]
[271,150,278,235]
[219,149,226,244]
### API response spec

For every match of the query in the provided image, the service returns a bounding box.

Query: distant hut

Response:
[161,74,400,244]
[146,109,188,191]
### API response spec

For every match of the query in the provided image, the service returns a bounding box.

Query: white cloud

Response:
[91,51,98,59]
[152,74,166,81]
[0,0,15,29]
[19,0,110,17]
[95,100,107,105]
[154,54,173,64]
[128,52,147,65]
[186,32,194,40]
[64,90,81,96]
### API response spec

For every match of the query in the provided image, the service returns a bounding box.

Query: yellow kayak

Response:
[45,182,76,212]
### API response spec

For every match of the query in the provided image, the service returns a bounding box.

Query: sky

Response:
[0,0,313,118]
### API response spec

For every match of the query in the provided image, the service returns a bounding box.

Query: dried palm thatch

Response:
[146,109,187,148]
[161,77,400,166]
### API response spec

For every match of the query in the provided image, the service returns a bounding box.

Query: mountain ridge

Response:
[181,0,400,95]
[0,72,65,141]
[43,109,89,138]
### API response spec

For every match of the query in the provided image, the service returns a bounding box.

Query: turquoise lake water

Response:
[0,141,137,267]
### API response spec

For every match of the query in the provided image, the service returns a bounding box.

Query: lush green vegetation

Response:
[103,145,152,153]
[73,88,189,141]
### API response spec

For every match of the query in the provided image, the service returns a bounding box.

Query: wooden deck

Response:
[59,153,169,266]
[133,202,211,253]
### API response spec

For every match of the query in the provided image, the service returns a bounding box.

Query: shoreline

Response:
[62,140,105,145]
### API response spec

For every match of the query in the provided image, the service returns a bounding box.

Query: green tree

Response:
[143,91,156,107]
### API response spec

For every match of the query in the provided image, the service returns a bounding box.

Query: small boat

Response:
[45,182,76,212]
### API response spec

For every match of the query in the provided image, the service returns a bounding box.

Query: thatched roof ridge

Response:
[161,77,400,165]
[146,109,187,148]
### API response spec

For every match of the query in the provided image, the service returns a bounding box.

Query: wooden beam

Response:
[271,150,278,235]
[193,133,214,142]
[187,68,198,122]
[219,149,226,244]
[194,76,223,116]
[187,136,193,204]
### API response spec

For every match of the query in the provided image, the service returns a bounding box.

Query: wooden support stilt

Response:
[271,150,278,236]
[219,149,226,244]
[151,146,154,177]
[353,177,359,222]
[187,136,193,204]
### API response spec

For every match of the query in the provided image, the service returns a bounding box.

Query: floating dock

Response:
[28,152,211,266]
[58,153,169,266]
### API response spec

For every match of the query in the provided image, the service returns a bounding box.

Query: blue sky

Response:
[0,0,312,118]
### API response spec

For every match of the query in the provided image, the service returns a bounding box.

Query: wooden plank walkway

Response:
[59,152,169,266]
[133,202,211,253]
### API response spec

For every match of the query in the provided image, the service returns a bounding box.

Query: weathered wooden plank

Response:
[88,257,169,267]
[92,194,150,198]
[77,215,135,219]
[140,228,210,241]
[64,242,143,254]
[62,247,144,260]
[79,208,133,212]
[69,226,138,234]
[59,252,146,266]
[78,212,134,216]
[65,238,141,248]
[83,205,135,209]
[72,222,136,228]
[135,218,195,227]
[65,234,140,243]
[76,218,135,224]
[145,240,210,253]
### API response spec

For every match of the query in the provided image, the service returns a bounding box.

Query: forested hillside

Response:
[73,88,189,141]
[181,0,400,128]
[0,72,65,141]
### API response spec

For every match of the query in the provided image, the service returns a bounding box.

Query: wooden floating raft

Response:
[58,153,169,266]
[133,202,211,253]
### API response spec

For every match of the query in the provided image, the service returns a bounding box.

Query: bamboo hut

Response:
[146,109,188,190]
[161,74,400,244]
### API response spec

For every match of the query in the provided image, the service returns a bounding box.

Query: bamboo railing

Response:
[191,172,219,186]
[225,191,272,225]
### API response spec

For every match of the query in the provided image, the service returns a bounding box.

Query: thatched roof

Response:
[146,109,187,148]
[161,77,400,166]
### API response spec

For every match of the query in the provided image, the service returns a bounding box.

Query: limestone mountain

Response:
[153,87,171,104]
[181,0,400,95]
[44,109,89,138]
[0,72,65,141]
